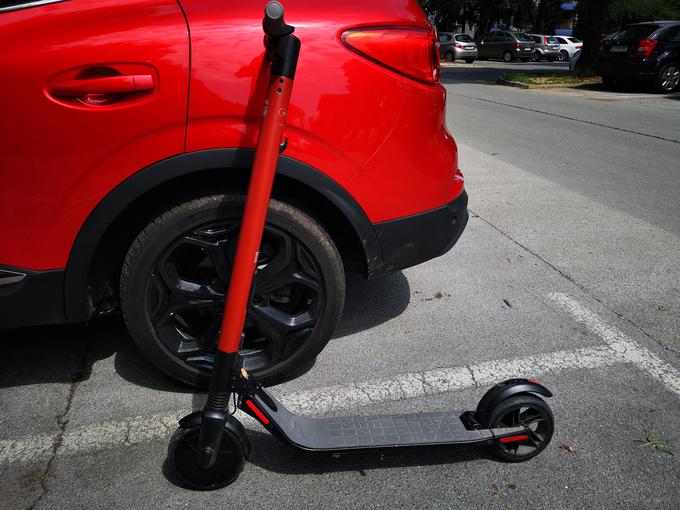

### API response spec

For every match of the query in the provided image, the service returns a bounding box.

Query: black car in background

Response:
[595,21,680,92]
[478,30,535,62]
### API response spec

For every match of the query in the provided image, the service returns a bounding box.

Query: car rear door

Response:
[0,0,189,271]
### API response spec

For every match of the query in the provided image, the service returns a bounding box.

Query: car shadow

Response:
[0,271,411,391]
[162,427,489,488]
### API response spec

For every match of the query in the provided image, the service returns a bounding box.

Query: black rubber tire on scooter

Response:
[167,422,247,490]
[120,193,345,388]
[486,394,554,462]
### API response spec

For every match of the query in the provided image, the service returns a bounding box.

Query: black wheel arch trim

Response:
[64,148,382,323]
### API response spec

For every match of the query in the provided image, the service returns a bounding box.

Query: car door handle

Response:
[50,74,154,98]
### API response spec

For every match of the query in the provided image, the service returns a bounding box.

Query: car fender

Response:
[63,149,382,322]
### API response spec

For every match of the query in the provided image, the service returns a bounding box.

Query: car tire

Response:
[559,50,569,61]
[654,63,680,93]
[503,51,513,62]
[120,193,345,388]
[464,58,474,64]
[533,50,541,62]
[444,51,454,62]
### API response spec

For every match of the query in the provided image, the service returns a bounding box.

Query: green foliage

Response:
[638,430,673,455]
[608,0,680,31]
[420,0,679,35]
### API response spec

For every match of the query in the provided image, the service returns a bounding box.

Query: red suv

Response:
[0,0,467,386]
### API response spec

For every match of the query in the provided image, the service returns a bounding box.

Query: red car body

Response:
[0,0,466,329]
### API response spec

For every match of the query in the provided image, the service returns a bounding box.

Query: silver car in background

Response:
[530,34,561,61]
[439,32,478,63]
[554,35,582,61]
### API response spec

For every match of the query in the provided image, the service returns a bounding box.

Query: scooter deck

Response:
[251,393,523,451]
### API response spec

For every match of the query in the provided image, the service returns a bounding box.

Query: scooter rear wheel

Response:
[168,425,246,490]
[487,394,554,462]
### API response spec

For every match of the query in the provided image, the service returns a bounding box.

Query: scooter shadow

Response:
[161,428,488,487]
[245,429,489,475]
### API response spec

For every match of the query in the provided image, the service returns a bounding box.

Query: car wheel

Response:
[533,50,541,62]
[655,63,680,93]
[503,51,513,63]
[444,51,454,62]
[559,50,569,61]
[464,58,474,64]
[120,193,345,387]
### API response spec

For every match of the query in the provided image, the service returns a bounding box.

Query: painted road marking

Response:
[550,292,680,397]
[0,344,623,465]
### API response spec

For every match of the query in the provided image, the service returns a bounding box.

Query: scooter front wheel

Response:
[167,425,246,490]
[487,394,554,462]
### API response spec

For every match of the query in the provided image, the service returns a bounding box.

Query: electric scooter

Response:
[167,2,555,491]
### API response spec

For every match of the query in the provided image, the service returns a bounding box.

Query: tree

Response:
[532,0,562,34]
[574,0,610,76]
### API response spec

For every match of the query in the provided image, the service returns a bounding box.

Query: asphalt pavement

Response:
[2,60,680,509]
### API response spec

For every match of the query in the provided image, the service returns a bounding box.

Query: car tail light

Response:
[455,42,463,48]
[516,41,521,49]
[543,36,548,45]
[342,28,440,83]
[636,38,657,56]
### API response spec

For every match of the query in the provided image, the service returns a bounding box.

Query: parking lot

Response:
[2,61,680,509]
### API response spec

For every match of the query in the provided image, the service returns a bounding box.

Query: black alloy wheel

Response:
[121,194,345,387]
[656,63,680,93]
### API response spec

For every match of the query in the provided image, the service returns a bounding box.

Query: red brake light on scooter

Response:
[636,38,657,57]
[342,27,440,83]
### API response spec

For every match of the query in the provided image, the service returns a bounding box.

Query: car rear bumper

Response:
[0,265,66,329]
[594,58,656,80]
[454,48,478,58]
[372,191,469,275]
[538,49,560,58]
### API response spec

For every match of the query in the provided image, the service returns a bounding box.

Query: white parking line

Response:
[0,343,622,465]
[550,293,680,397]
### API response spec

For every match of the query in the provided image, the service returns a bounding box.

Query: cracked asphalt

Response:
[2,61,680,509]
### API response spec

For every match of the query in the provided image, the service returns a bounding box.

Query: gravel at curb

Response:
[496,78,599,89]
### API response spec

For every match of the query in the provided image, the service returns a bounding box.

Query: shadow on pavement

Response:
[162,428,487,487]
[0,271,411,391]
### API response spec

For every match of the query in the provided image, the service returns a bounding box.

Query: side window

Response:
[503,33,513,42]
[556,37,567,44]
[482,33,494,42]
[531,35,541,44]
[661,26,680,42]
[439,34,452,43]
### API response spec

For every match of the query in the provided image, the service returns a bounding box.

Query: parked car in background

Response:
[530,34,560,61]
[595,21,680,92]
[554,35,582,61]
[478,30,535,62]
[439,32,477,63]
[0,0,468,388]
